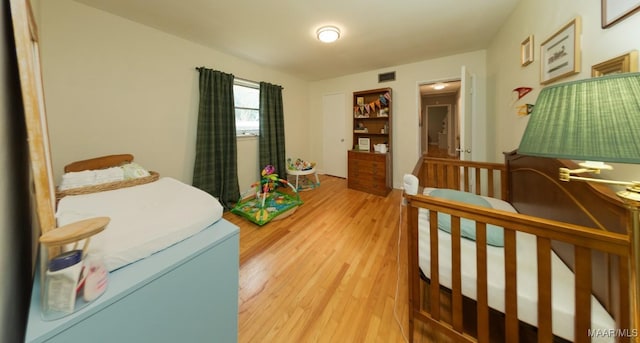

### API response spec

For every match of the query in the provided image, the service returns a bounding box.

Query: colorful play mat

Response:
[231,165,303,226]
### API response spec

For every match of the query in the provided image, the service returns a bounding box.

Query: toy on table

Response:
[231,165,302,226]
[287,158,315,171]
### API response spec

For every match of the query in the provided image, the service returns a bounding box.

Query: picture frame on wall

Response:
[591,50,639,77]
[520,35,534,67]
[540,17,581,85]
[602,0,640,28]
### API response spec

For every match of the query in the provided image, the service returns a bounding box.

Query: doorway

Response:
[423,104,451,157]
[419,80,461,158]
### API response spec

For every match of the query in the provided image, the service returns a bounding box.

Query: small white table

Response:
[286,167,320,191]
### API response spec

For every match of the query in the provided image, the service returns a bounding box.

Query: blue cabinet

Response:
[26,219,239,343]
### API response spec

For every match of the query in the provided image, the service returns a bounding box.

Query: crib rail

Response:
[411,157,508,200]
[405,155,636,343]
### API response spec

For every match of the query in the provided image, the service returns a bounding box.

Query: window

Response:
[234,80,260,136]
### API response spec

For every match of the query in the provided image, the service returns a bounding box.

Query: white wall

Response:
[38,0,640,190]
[38,0,310,189]
[309,50,488,188]
[487,0,640,182]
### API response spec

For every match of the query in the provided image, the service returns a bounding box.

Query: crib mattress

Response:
[56,177,223,271]
[418,188,615,343]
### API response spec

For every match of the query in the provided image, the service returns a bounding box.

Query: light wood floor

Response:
[223,175,442,343]
[425,144,457,159]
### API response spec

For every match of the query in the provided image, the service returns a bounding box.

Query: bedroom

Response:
[2,0,640,342]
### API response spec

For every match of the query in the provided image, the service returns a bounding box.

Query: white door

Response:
[457,66,473,161]
[323,93,347,178]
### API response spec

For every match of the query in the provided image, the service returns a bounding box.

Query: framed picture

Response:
[521,35,534,67]
[540,17,581,84]
[356,97,364,106]
[592,50,639,77]
[358,137,370,151]
[602,0,640,28]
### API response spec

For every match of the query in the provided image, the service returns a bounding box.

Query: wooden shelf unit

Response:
[348,87,392,196]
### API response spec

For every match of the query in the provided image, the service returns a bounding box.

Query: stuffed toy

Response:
[287,158,316,171]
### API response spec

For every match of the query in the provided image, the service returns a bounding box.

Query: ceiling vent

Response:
[378,71,396,83]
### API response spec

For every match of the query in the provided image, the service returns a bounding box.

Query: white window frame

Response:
[234,79,260,137]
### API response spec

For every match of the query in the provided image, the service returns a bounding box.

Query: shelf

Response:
[349,87,392,196]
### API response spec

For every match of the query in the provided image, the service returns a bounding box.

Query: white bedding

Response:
[418,188,615,342]
[56,177,223,271]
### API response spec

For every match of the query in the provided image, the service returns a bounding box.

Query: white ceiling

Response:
[420,80,461,96]
[73,0,521,81]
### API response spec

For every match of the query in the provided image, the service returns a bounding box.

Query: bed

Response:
[25,155,239,342]
[404,152,636,343]
[54,154,224,272]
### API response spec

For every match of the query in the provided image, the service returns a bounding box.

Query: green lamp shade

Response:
[518,72,640,163]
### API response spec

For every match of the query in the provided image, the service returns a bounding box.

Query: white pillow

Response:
[121,162,151,179]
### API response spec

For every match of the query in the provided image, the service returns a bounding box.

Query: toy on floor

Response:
[231,165,302,226]
[286,158,320,191]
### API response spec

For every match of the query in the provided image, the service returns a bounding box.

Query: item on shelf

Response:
[374,144,388,153]
[358,137,370,151]
[354,122,368,133]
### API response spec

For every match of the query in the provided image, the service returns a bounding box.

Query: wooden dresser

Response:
[347,150,391,196]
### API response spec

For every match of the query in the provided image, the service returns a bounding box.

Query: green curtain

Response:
[193,68,239,209]
[259,82,286,177]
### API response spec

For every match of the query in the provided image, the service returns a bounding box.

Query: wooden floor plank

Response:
[225,175,445,342]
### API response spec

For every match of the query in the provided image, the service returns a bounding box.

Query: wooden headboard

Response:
[56,154,159,205]
[504,150,627,321]
[63,154,134,172]
[505,150,626,234]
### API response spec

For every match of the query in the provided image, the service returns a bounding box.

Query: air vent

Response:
[378,71,396,83]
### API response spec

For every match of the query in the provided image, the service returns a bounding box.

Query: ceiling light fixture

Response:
[317,26,340,43]
[433,83,446,90]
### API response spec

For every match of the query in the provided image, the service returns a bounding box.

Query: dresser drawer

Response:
[347,150,391,196]
[355,154,384,163]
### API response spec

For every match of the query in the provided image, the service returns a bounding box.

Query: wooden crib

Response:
[404,151,638,343]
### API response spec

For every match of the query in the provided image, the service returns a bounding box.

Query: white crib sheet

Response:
[418,188,615,342]
[56,177,223,272]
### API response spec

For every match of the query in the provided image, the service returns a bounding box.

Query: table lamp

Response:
[518,72,640,336]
